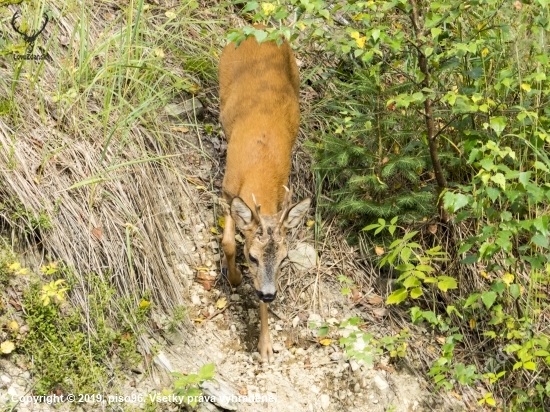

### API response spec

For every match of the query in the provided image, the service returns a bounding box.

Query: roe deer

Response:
[219,30,311,362]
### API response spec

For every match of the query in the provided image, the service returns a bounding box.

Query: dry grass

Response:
[0,0,228,341]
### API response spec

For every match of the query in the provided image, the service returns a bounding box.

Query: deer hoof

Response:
[258,337,274,363]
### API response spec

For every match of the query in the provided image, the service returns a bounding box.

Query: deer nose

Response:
[256,289,277,303]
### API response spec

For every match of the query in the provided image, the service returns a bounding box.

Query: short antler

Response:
[279,185,293,223]
[252,193,266,235]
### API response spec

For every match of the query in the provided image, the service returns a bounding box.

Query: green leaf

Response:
[534,161,550,172]
[523,361,537,371]
[386,288,408,304]
[431,27,442,38]
[443,192,470,213]
[489,116,507,136]
[400,247,412,262]
[319,9,330,19]
[253,29,268,44]
[410,287,423,298]
[481,291,497,309]
[460,254,478,265]
[395,263,415,271]
[438,276,458,292]
[505,344,522,353]
[403,231,419,241]
[518,171,531,186]
[490,173,506,189]
[416,264,435,273]
[509,284,520,299]
[199,363,215,380]
[457,242,474,255]
[531,233,549,249]
[533,216,549,237]
[242,1,259,13]
[403,276,421,288]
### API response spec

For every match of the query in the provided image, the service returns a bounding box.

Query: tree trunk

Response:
[410,0,449,223]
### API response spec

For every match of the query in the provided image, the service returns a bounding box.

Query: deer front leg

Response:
[221,212,242,286]
[258,302,273,363]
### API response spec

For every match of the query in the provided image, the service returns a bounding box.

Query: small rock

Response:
[310,385,320,394]
[212,254,221,262]
[230,294,241,302]
[153,352,173,373]
[177,263,193,277]
[7,386,18,397]
[288,243,317,270]
[272,343,284,353]
[354,383,361,393]
[292,316,300,328]
[308,313,323,324]
[230,324,237,333]
[320,394,330,409]
[0,375,11,384]
[330,352,341,361]
[191,294,201,305]
[165,99,205,121]
[275,324,282,331]
[210,241,219,250]
[200,380,238,411]
[373,374,389,392]
[349,360,360,372]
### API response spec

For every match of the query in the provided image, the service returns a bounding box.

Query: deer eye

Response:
[249,254,259,265]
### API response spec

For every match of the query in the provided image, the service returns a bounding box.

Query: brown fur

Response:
[219,32,300,214]
[218,29,310,362]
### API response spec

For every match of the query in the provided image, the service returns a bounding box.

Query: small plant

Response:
[364,217,454,303]
[171,363,216,407]
[337,274,355,296]
[40,279,68,306]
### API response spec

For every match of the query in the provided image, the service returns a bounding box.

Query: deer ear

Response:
[231,197,254,230]
[283,198,311,229]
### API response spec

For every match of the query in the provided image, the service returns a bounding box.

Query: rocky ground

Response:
[1,211,467,412]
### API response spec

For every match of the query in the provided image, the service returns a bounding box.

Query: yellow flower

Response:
[350,31,366,49]
[261,3,276,15]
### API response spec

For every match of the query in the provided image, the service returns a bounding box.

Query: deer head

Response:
[230,187,310,302]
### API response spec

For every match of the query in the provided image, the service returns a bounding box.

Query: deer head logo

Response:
[11,11,49,54]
